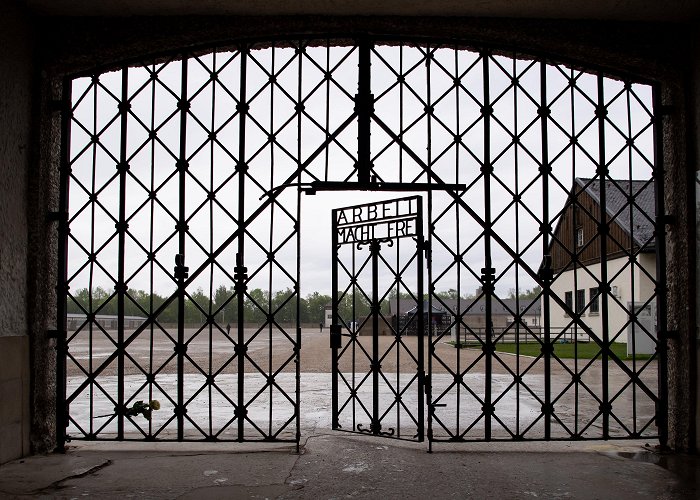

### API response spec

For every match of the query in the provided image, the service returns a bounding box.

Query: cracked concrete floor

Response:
[2,330,693,499]
[0,436,698,499]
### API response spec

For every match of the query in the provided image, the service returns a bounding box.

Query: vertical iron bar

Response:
[395,201,401,437]
[482,53,493,441]
[295,42,303,452]
[56,77,73,451]
[422,45,431,445]
[208,51,216,440]
[117,66,128,440]
[267,45,277,440]
[371,239,380,434]
[512,54,521,438]
[351,242,357,430]
[176,55,189,441]
[324,40,331,182]
[357,37,371,184]
[399,44,404,183]
[597,74,610,440]
[652,83,668,448]
[454,47,462,441]
[570,68,580,438]
[625,84,638,435]
[89,76,98,437]
[295,189,301,451]
[148,62,157,439]
[540,60,552,440]
[416,198,425,442]
[331,209,339,428]
[427,190,434,450]
[237,46,249,441]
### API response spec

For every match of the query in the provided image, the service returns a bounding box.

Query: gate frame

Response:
[330,195,426,441]
[53,34,668,450]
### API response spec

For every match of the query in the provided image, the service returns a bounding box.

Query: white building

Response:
[545,178,657,345]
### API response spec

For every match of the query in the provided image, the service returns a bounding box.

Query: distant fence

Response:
[449,326,591,345]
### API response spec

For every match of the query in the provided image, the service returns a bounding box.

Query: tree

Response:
[508,286,542,300]
[186,287,209,325]
[271,288,296,324]
[213,284,237,324]
[245,288,268,323]
[434,288,459,300]
[304,291,331,323]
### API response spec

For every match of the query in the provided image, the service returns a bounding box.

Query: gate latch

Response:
[329,324,342,349]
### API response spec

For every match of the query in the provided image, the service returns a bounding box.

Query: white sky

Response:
[65,43,655,301]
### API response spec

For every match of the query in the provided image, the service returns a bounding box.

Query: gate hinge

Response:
[420,371,429,394]
[174,254,189,280]
[329,324,342,349]
[50,99,69,113]
[657,105,675,116]
[418,238,430,256]
[663,330,679,340]
[661,214,677,226]
[46,211,67,223]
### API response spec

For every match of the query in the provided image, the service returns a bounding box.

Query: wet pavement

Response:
[2,330,687,498]
[64,329,658,442]
[2,370,697,499]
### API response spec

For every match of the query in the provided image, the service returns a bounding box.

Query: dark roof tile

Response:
[576,178,655,249]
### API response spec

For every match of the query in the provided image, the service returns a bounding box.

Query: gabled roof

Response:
[574,178,656,249]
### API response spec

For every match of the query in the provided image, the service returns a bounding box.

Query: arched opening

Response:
[57,37,664,449]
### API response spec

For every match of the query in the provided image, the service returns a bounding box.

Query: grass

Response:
[450,341,654,360]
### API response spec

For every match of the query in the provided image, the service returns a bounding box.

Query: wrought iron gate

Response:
[56,36,666,448]
[331,196,425,440]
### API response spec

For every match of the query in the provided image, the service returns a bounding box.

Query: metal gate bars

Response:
[331,196,425,441]
[56,36,666,447]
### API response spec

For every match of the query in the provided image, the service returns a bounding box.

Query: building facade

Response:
[546,178,657,343]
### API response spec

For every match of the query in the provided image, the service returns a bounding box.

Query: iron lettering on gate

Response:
[335,198,420,244]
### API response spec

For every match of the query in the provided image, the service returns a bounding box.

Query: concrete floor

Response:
[4,330,689,499]
[0,436,698,499]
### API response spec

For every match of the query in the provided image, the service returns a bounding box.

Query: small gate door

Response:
[330,196,425,441]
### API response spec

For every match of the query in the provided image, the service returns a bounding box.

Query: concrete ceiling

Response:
[22,0,700,22]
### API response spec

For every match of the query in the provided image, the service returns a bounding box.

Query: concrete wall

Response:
[692,23,700,454]
[0,337,30,463]
[0,1,32,464]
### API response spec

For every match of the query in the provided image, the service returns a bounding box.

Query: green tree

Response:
[245,288,268,323]
[508,286,542,300]
[186,287,209,325]
[213,284,238,325]
[67,288,90,314]
[271,288,296,324]
[304,291,331,324]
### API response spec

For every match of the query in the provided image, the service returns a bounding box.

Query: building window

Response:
[576,227,584,247]
[576,289,586,315]
[565,291,572,316]
[589,287,599,314]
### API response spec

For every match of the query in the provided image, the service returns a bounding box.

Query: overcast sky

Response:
[66,43,655,301]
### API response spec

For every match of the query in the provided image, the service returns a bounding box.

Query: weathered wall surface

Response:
[0,337,30,463]
[692,23,700,453]
[0,1,32,463]
[0,2,31,337]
